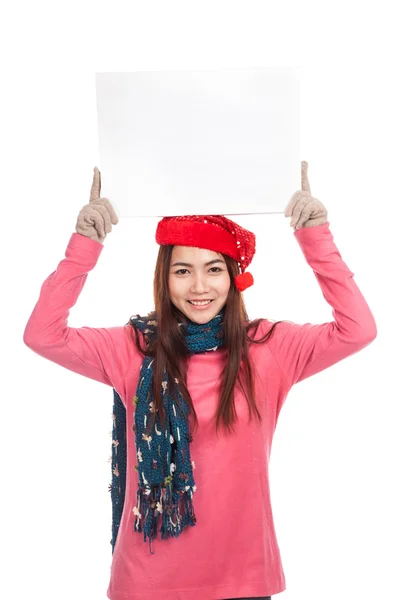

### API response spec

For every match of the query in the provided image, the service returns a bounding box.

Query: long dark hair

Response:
[127,245,284,437]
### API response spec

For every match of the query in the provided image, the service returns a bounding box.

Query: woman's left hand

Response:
[284,161,328,230]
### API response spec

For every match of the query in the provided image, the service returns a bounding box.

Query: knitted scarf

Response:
[110,307,226,555]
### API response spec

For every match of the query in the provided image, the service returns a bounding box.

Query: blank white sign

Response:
[95,67,301,218]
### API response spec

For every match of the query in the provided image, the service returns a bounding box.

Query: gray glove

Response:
[75,167,119,244]
[284,161,328,229]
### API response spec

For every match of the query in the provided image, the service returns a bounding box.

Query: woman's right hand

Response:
[75,167,119,244]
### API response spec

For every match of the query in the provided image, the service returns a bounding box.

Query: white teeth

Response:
[189,300,212,306]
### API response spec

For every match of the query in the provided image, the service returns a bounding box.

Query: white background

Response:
[2,1,399,600]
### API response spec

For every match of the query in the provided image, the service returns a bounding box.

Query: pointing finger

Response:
[90,167,101,202]
[301,160,311,194]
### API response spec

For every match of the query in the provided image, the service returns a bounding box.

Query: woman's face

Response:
[168,245,231,324]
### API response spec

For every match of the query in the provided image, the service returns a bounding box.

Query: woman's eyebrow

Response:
[171,259,225,268]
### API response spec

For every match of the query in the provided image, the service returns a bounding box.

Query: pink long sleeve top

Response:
[23,222,377,600]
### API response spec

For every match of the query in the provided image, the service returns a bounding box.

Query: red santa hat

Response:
[155,215,255,292]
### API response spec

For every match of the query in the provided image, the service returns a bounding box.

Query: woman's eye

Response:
[175,267,222,275]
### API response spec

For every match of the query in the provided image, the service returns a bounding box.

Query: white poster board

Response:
[95,67,301,218]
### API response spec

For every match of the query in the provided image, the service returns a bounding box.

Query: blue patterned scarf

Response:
[110,307,226,554]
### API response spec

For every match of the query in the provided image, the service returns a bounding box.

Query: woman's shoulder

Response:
[245,317,290,344]
[246,316,281,332]
[125,320,149,348]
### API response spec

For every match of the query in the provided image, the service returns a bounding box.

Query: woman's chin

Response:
[183,301,219,322]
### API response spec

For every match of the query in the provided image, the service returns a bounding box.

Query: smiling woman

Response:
[23,165,378,599]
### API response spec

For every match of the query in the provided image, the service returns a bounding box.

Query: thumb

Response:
[90,167,101,202]
[301,161,311,194]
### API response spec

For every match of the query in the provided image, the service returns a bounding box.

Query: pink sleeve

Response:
[268,222,377,388]
[23,233,139,396]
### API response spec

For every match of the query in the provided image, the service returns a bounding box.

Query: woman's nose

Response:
[190,275,209,292]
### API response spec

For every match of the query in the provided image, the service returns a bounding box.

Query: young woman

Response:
[23,162,377,600]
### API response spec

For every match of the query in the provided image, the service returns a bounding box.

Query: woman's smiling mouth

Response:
[187,299,214,309]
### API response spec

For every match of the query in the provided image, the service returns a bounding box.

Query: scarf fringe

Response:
[133,484,197,552]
